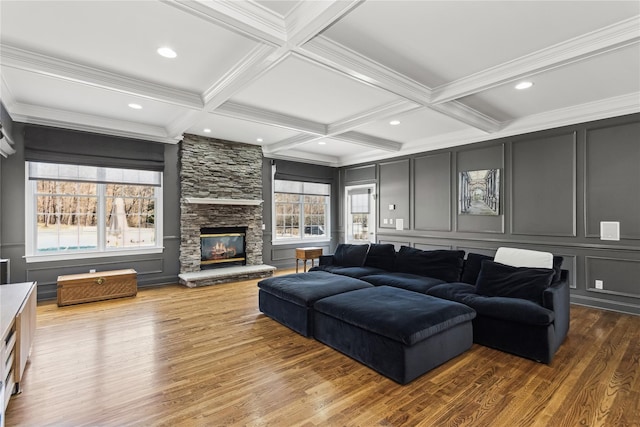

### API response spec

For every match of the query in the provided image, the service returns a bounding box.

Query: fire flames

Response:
[209,241,236,260]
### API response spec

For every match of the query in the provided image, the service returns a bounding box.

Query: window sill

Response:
[271,239,330,246]
[24,247,164,263]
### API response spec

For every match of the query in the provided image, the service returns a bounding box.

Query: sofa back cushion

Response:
[365,243,396,271]
[475,260,555,305]
[395,246,465,282]
[461,253,495,284]
[334,243,369,267]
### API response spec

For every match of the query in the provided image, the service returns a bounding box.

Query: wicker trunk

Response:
[57,269,137,307]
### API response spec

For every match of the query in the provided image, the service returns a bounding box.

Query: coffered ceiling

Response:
[1,1,638,167]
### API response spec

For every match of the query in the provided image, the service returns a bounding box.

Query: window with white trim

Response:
[273,180,330,242]
[26,162,163,261]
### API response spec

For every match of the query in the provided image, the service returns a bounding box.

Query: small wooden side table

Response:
[295,247,323,273]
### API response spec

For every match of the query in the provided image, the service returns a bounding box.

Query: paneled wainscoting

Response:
[6,269,640,426]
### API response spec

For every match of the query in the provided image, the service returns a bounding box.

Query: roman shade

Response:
[24,125,165,171]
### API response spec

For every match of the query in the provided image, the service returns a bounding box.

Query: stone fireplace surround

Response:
[178,134,275,287]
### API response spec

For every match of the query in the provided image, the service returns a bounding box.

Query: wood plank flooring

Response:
[6,270,640,426]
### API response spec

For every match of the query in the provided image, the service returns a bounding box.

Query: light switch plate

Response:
[383,218,388,225]
[395,218,404,230]
[595,280,603,290]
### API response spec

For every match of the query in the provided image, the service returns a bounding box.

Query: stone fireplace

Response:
[178,134,275,287]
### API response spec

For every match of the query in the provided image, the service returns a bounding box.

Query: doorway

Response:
[345,184,376,244]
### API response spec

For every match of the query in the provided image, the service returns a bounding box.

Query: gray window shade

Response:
[274,180,330,196]
[29,162,161,186]
[24,125,164,171]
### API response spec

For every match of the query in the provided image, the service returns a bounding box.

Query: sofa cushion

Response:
[395,246,465,282]
[365,243,396,271]
[257,271,372,307]
[360,272,445,293]
[460,253,494,284]
[311,265,386,278]
[427,282,555,326]
[475,260,555,305]
[314,286,476,346]
[334,243,369,267]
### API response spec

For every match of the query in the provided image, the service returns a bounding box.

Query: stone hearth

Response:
[179,134,274,286]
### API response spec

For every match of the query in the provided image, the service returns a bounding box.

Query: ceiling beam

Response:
[0,44,203,110]
[285,0,365,47]
[216,101,326,135]
[430,16,640,104]
[336,131,402,151]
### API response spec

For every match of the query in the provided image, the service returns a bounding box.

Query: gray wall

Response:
[261,158,340,269]
[0,121,181,300]
[342,113,640,315]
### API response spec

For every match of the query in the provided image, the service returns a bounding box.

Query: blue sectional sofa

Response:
[310,244,570,364]
[258,243,570,383]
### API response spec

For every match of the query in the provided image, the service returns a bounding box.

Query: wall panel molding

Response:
[413,152,451,231]
[510,131,576,237]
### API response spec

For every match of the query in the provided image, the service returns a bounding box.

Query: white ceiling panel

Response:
[186,113,302,146]
[323,1,640,87]
[1,0,638,166]
[229,55,402,123]
[354,107,472,143]
[459,45,640,122]
[0,0,260,93]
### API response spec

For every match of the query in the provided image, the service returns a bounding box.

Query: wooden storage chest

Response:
[57,269,137,307]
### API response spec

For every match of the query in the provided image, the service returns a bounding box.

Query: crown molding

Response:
[0,74,17,112]
[336,92,640,167]
[300,36,432,105]
[0,44,203,109]
[431,16,640,104]
[217,101,326,135]
[430,101,502,133]
[500,92,640,136]
[10,102,178,144]
[328,100,421,135]
[337,131,402,152]
[162,0,287,45]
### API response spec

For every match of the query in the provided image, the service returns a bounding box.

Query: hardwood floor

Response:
[6,270,640,426]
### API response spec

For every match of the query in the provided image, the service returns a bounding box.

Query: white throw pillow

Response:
[494,247,553,269]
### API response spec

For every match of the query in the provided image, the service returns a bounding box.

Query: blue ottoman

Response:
[258,271,373,337]
[313,286,476,384]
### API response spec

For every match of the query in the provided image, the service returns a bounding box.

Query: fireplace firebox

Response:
[200,227,247,269]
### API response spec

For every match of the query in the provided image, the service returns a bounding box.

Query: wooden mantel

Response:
[183,198,263,206]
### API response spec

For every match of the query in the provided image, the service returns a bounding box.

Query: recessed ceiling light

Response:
[318,141,327,145]
[515,81,534,90]
[203,128,211,133]
[389,120,401,126]
[128,103,142,110]
[157,47,177,59]
[256,138,263,143]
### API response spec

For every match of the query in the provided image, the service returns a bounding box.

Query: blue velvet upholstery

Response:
[475,260,555,305]
[313,286,475,384]
[426,271,570,363]
[314,286,476,345]
[460,253,494,284]
[310,265,386,278]
[395,246,465,282]
[333,243,369,267]
[364,243,396,271]
[360,272,445,293]
[257,271,373,337]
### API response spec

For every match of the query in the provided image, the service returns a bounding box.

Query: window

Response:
[273,180,330,242]
[26,162,163,261]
